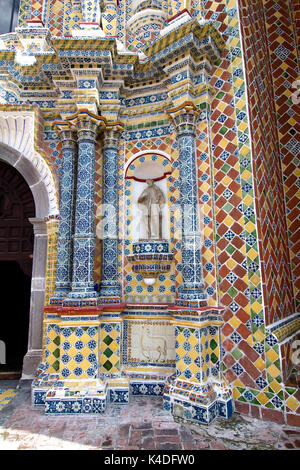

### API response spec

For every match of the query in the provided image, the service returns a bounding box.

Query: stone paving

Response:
[0,380,299,451]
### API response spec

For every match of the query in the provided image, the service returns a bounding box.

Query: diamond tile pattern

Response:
[239,0,296,325]
[99,323,121,373]
[13,0,300,423]
[262,0,300,311]
[176,326,220,383]
[45,323,60,372]
[59,325,99,379]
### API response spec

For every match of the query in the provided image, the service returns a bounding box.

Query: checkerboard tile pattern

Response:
[30,0,43,22]
[262,0,300,311]
[239,0,296,327]
[44,218,59,306]
[18,0,29,26]
[176,326,202,383]
[175,325,221,383]
[42,218,59,362]
[196,101,218,306]
[207,2,259,394]
[201,0,298,421]
[102,2,118,37]
[59,325,99,379]
[44,0,64,36]
[44,323,60,373]
[99,323,121,374]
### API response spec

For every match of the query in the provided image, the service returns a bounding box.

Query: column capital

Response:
[66,109,107,142]
[53,120,77,147]
[29,217,47,235]
[103,121,124,148]
[166,101,200,136]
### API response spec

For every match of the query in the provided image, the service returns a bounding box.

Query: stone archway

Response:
[0,111,59,378]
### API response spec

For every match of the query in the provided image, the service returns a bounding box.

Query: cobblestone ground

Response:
[0,381,299,451]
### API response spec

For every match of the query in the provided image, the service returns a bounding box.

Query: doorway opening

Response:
[0,160,35,379]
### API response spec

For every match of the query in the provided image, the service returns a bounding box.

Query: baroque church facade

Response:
[0,0,299,426]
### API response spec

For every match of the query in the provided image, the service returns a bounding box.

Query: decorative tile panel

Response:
[99,322,121,373]
[59,324,99,379]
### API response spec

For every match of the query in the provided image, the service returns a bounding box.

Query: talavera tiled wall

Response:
[0,0,298,425]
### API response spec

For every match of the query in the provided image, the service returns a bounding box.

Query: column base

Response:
[176,286,207,308]
[163,374,234,425]
[98,297,122,304]
[106,377,130,405]
[62,288,99,307]
[21,349,43,380]
[67,288,98,299]
[49,288,71,306]
[45,378,108,415]
[175,298,207,308]
[98,281,121,302]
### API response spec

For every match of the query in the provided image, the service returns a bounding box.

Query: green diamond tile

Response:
[103,335,113,346]
[103,360,113,371]
[211,352,218,364]
[103,347,113,358]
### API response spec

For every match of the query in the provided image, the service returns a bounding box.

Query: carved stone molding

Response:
[0,110,59,216]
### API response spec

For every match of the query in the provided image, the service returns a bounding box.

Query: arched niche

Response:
[125,152,172,242]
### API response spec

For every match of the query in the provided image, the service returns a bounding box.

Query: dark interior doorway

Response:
[0,160,35,378]
[0,261,32,374]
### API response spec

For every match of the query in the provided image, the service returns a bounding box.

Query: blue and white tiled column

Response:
[99,124,123,302]
[67,113,103,301]
[51,123,77,303]
[164,105,234,425]
[170,106,207,308]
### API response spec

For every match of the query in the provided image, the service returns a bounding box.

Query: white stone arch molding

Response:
[0,111,59,379]
[0,111,58,217]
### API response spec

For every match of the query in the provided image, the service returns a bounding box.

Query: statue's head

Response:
[146,179,154,186]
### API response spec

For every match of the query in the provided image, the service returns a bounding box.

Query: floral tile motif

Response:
[59,325,99,379]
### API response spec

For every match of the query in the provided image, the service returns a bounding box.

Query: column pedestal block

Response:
[163,305,234,424]
[163,374,234,425]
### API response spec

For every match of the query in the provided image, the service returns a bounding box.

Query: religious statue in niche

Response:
[137,179,165,240]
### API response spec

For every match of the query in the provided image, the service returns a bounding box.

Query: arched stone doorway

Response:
[0,135,59,379]
[0,160,35,378]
